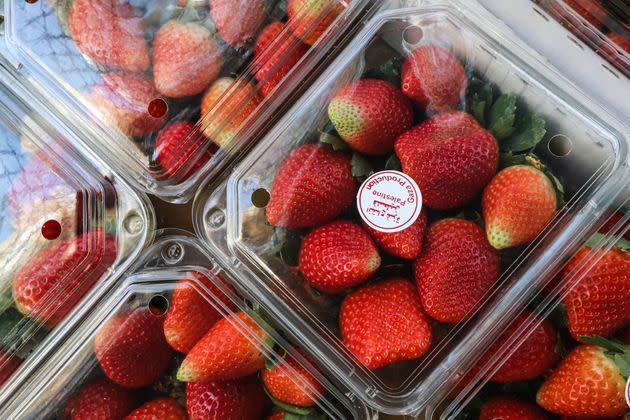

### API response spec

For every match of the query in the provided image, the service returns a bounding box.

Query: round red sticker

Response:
[357,170,422,233]
[626,377,630,408]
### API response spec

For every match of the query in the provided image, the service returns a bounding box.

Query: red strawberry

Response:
[395,111,499,209]
[124,397,186,420]
[64,378,136,420]
[414,218,500,323]
[210,0,267,46]
[599,211,630,240]
[89,72,166,137]
[537,343,629,417]
[262,350,325,407]
[253,22,309,98]
[609,32,630,54]
[266,144,356,228]
[550,0,607,30]
[267,412,285,420]
[153,20,224,98]
[95,308,173,388]
[558,246,630,341]
[364,208,427,259]
[328,79,413,155]
[154,121,212,181]
[0,352,21,387]
[69,0,149,72]
[339,277,433,370]
[480,396,549,420]
[287,0,344,46]
[475,309,559,382]
[13,228,117,326]
[401,45,467,114]
[482,165,557,249]
[163,271,237,353]
[200,77,262,147]
[177,311,269,382]
[186,377,266,420]
[299,220,381,294]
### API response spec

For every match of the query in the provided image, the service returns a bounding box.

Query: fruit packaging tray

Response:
[194,0,630,415]
[1,0,366,202]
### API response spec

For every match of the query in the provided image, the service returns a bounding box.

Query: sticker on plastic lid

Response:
[626,376,630,408]
[357,170,422,233]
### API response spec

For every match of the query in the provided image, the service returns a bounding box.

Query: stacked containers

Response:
[0,68,153,405]
[193,0,630,415]
[2,0,368,201]
[0,234,375,419]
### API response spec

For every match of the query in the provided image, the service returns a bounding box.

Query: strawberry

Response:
[177,311,270,382]
[551,0,607,30]
[95,308,173,388]
[414,218,500,323]
[13,228,117,326]
[395,111,499,209]
[339,277,433,370]
[480,396,549,420]
[266,144,356,228]
[124,397,186,420]
[210,0,267,46]
[599,211,630,240]
[163,271,237,353]
[267,412,285,420]
[64,378,136,420]
[153,20,224,98]
[475,309,559,382]
[186,376,266,420]
[68,0,149,72]
[364,208,427,260]
[200,77,262,147]
[89,72,167,137]
[536,342,630,417]
[153,121,211,181]
[609,32,630,54]
[401,45,467,114]
[262,350,325,407]
[299,220,381,294]
[0,352,21,387]
[287,0,344,46]
[482,165,557,249]
[558,246,630,341]
[253,22,309,98]
[328,79,413,155]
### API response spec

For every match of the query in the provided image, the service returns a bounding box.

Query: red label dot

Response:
[148,98,168,118]
[41,219,62,240]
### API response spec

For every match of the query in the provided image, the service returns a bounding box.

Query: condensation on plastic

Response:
[191,0,630,415]
[0,233,375,419]
[535,0,629,77]
[0,69,153,406]
[425,204,630,419]
[1,0,368,202]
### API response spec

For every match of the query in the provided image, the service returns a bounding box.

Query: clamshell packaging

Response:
[0,67,153,406]
[2,0,366,201]
[0,234,375,419]
[194,0,630,415]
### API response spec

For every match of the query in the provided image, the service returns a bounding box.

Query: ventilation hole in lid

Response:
[548,134,573,157]
[148,295,169,316]
[402,26,423,45]
[41,219,62,240]
[251,188,271,208]
[148,98,168,118]
[25,0,38,4]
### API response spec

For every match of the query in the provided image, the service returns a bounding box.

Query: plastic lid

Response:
[2,0,357,201]
[195,0,630,415]
[0,235,373,419]
[535,0,630,77]
[0,78,151,402]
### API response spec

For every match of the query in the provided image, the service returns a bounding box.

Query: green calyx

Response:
[585,232,630,252]
[581,336,630,379]
[267,392,315,416]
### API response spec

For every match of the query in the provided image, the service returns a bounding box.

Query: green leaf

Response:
[467,79,493,126]
[501,116,546,153]
[581,336,629,353]
[549,303,568,330]
[615,237,630,251]
[488,94,517,140]
[350,153,373,180]
[499,152,528,169]
[364,57,404,86]
[585,232,607,249]
[541,168,565,208]
[319,131,348,151]
[268,393,315,416]
[613,353,630,378]
[384,154,402,172]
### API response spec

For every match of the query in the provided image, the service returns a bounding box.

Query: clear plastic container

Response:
[0,70,153,405]
[0,233,375,419]
[425,207,630,419]
[534,0,629,77]
[1,0,368,202]
[193,0,630,415]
